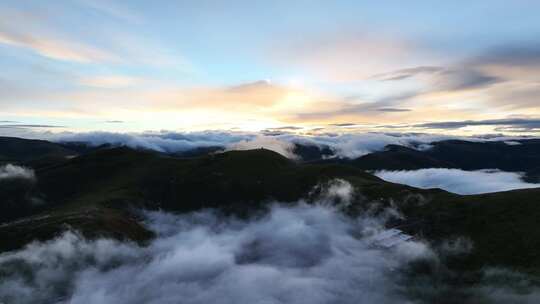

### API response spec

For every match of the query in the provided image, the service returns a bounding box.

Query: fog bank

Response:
[374,168,540,194]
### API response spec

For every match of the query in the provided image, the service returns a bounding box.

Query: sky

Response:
[0,0,539,135]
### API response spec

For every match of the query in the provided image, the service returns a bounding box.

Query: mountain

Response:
[1,137,540,275]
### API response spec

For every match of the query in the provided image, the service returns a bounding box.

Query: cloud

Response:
[414,118,540,131]
[1,180,540,303]
[226,136,299,159]
[470,43,540,68]
[374,168,540,195]
[0,164,35,181]
[436,68,502,91]
[0,24,116,63]
[329,123,360,127]
[376,108,411,112]
[375,65,502,93]
[265,126,303,130]
[374,66,501,91]
[0,164,39,222]
[0,180,430,304]
[78,0,142,23]
[283,133,456,159]
[0,124,66,129]
[53,131,251,154]
[366,42,540,115]
[373,66,445,81]
[79,75,144,89]
[296,92,420,120]
[7,129,536,160]
[272,31,433,81]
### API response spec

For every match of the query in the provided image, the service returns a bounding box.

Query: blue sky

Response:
[1,0,539,134]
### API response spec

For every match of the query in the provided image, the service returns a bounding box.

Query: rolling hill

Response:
[1,137,540,276]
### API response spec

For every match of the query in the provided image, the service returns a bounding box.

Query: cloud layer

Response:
[374,168,540,195]
[3,129,537,160]
[1,180,540,303]
[0,204,429,303]
[49,131,476,159]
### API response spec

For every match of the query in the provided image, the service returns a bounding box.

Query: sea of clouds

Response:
[5,129,534,159]
[374,168,540,195]
[1,180,539,303]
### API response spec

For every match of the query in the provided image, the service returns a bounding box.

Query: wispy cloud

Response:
[0,20,117,63]
[78,75,144,88]
[0,124,66,129]
[377,108,411,112]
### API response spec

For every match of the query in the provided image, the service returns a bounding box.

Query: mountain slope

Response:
[0,136,76,164]
[1,138,540,275]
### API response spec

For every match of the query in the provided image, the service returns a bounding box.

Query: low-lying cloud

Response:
[226,136,299,159]
[1,128,538,160]
[414,118,540,132]
[374,168,540,195]
[0,164,35,180]
[0,164,41,222]
[0,206,428,303]
[51,131,460,159]
[1,180,539,303]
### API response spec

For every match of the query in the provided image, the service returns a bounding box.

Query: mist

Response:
[0,164,35,181]
[0,164,40,222]
[1,180,540,303]
[374,168,540,195]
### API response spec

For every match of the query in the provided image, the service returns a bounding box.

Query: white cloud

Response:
[0,205,430,303]
[2,128,538,160]
[0,164,35,180]
[52,131,251,154]
[226,136,299,159]
[0,180,539,303]
[374,168,540,195]
[284,133,452,158]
